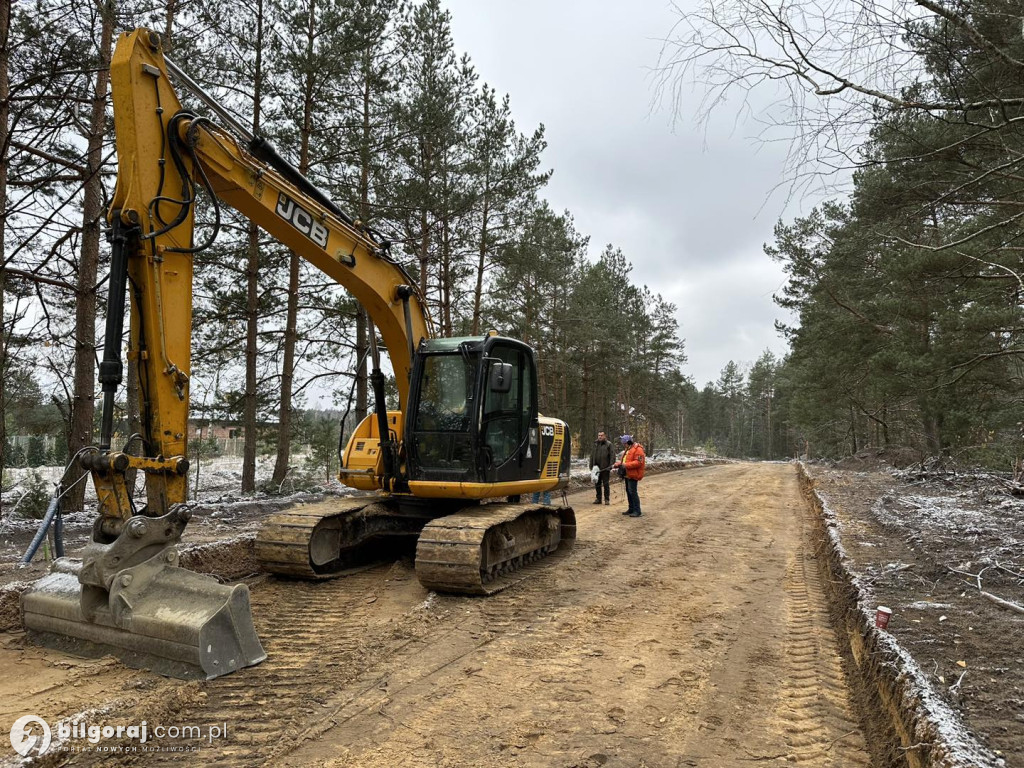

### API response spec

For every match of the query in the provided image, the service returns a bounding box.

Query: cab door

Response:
[479,342,537,484]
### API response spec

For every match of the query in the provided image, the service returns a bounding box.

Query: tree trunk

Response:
[354,308,368,420]
[242,222,260,494]
[272,0,315,486]
[471,192,489,335]
[580,354,589,458]
[418,142,431,300]
[163,0,177,47]
[271,249,300,485]
[66,2,114,512]
[354,70,373,423]
[849,404,858,455]
[419,212,430,299]
[922,412,943,456]
[441,213,451,334]
[0,0,10,480]
[241,0,266,494]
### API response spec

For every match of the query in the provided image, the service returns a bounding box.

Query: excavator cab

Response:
[339,333,570,499]
[407,336,536,486]
[405,335,570,496]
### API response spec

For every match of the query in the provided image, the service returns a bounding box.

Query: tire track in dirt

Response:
[276,463,876,768]
[274,476,714,767]
[187,574,382,754]
[122,565,439,765]
[778,533,870,765]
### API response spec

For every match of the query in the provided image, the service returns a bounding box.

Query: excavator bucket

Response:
[21,509,266,680]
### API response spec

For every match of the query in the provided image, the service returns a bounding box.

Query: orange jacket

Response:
[623,442,646,480]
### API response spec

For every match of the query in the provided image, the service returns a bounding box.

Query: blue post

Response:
[20,492,61,565]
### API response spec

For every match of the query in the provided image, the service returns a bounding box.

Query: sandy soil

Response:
[1,464,872,767]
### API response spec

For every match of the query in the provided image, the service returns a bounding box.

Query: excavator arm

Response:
[96,28,431,519]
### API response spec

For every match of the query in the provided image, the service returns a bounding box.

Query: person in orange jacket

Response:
[613,434,646,517]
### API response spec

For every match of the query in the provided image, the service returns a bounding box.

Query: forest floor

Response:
[804,460,1024,766]
[0,463,875,767]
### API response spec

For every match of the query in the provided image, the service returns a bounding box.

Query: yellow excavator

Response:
[22,28,575,680]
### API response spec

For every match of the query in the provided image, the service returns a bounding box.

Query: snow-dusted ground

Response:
[806,463,1024,766]
[0,452,355,580]
[0,452,341,511]
[871,473,1024,573]
[2,450,719,515]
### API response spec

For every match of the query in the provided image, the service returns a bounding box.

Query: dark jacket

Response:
[590,439,616,471]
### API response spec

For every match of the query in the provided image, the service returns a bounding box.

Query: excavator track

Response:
[255,498,432,579]
[415,503,577,595]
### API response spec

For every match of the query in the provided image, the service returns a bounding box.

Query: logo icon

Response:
[10,715,51,757]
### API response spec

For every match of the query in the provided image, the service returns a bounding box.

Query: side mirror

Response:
[488,362,513,393]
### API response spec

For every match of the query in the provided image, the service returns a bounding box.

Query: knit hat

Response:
[619,434,632,445]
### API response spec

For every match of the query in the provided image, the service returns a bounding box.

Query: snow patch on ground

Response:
[906,601,954,610]
[1,453,327,513]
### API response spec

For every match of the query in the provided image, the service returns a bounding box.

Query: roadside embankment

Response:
[796,462,1004,768]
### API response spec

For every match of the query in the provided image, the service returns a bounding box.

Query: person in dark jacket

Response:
[589,430,616,505]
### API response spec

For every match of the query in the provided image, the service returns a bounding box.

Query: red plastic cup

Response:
[875,606,892,629]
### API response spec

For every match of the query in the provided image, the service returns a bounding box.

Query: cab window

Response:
[415,354,476,432]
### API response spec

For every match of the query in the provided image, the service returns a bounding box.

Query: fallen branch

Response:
[825,729,859,751]
[980,590,1024,615]
[949,671,967,695]
[946,565,985,591]
[863,563,914,586]
[899,742,932,752]
[740,749,788,761]
[995,562,1024,580]
[945,566,1024,612]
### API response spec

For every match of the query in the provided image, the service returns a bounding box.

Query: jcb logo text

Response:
[276,193,329,249]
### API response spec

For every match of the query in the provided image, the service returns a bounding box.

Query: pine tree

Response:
[392,0,476,332]
[467,85,549,334]
[332,0,404,424]
[26,435,46,467]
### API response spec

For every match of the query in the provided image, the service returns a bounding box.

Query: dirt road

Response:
[1,463,872,767]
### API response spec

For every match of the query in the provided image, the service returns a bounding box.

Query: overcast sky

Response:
[444,0,801,387]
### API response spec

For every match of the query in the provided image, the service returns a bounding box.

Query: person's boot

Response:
[604,499,610,505]
[593,498,602,504]
[629,511,642,517]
